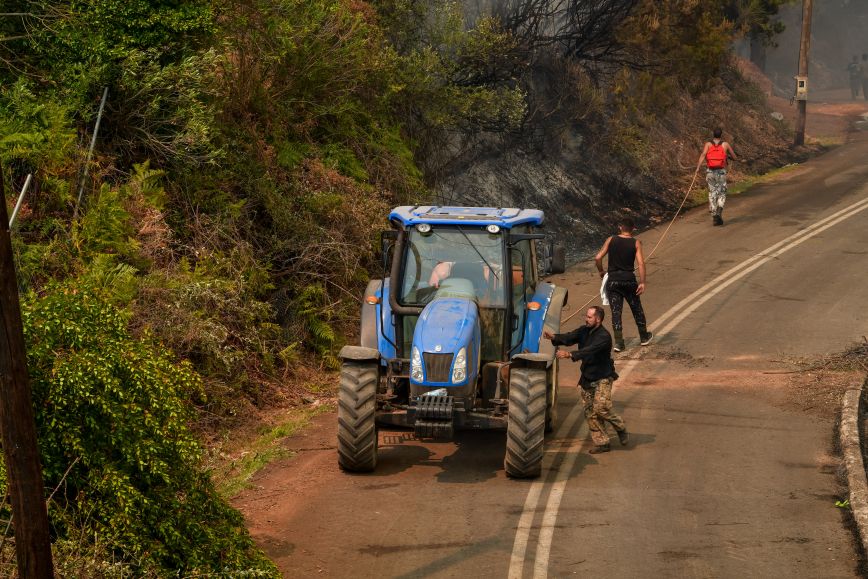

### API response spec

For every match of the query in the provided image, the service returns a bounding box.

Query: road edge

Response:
[840,379,868,559]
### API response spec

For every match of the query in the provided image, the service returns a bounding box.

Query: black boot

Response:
[639,326,653,346]
[613,330,625,352]
[617,429,629,446]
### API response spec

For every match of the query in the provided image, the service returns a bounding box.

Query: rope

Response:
[560,164,702,324]
[646,164,701,261]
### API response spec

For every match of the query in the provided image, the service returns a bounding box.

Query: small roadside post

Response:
[0,161,55,577]
[9,173,32,228]
[73,86,108,220]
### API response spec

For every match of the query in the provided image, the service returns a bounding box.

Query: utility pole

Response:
[794,0,814,146]
[0,162,55,577]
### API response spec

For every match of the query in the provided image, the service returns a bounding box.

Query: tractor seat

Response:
[435,278,476,301]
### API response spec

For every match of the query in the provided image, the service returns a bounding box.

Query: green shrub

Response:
[133,253,280,407]
[20,285,278,576]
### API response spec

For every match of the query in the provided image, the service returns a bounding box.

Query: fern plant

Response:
[295,284,340,368]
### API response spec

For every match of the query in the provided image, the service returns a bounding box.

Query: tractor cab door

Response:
[508,230,537,354]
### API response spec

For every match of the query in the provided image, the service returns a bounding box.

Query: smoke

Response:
[763,0,868,93]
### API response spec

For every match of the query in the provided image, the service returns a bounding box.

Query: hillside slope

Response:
[431,70,807,258]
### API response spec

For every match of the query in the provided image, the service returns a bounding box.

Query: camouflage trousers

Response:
[580,377,626,447]
[706,169,727,216]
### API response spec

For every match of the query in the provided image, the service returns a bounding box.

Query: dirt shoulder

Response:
[779,340,868,420]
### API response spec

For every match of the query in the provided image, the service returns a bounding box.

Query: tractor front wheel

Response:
[337,360,379,472]
[505,367,546,478]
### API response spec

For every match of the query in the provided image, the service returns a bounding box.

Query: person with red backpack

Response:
[697,128,737,226]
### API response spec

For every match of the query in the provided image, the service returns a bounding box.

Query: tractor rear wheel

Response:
[337,360,379,472]
[505,367,546,478]
[545,359,558,433]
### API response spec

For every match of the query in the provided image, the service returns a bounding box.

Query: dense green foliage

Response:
[1,0,525,572]
[20,285,278,575]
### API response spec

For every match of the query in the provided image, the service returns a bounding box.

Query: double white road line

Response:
[508,192,868,579]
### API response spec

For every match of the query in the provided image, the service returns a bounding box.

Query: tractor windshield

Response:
[399,227,506,308]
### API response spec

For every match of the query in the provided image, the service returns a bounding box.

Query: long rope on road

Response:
[645,164,702,260]
[561,165,702,324]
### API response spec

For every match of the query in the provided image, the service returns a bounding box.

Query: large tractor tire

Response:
[337,360,379,472]
[545,359,558,433]
[505,367,546,478]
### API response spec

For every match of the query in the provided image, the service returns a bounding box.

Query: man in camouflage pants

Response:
[697,128,737,226]
[544,306,628,454]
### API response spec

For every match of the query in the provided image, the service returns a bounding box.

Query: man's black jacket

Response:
[550,325,618,388]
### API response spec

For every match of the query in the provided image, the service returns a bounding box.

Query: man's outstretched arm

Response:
[568,330,611,361]
[696,142,710,170]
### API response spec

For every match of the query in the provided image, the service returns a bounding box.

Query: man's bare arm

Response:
[697,142,710,170]
[429,261,452,287]
[595,236,612,278]
[635,239,646,295]
[724,142,737,161]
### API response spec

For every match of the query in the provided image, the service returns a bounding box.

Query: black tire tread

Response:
[337,361,378,472]
[505,367,546,478]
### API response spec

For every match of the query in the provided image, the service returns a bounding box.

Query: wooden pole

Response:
[0,161,55,577]
[794,0,814,146]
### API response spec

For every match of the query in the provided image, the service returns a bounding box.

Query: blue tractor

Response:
[338,206,567,478]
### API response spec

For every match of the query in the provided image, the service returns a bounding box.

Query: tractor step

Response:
[414,395,455,440]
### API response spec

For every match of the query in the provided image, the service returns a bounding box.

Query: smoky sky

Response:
[765,0,868,91]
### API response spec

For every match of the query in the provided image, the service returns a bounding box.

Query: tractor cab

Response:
[398,217,531,357]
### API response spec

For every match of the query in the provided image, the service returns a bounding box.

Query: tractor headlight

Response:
[452,348,467,383]
[411,347,423,382]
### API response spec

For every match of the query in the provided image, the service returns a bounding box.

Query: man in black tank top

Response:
[594,217,652,352]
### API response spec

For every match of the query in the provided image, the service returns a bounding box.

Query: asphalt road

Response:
[235,129,868,578]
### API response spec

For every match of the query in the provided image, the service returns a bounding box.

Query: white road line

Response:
[507,469,546,579]
[512,191,868,579]
[508,361,636,579]
[531,360,639,579]
[654,194,868,338]
[508,401,584,578]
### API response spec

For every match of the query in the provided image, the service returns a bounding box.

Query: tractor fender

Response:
[510,352,552,370]
[360,279,382,350]
[538,286,568,357]
[339,345,381,362]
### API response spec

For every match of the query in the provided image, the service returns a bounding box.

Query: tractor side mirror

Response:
[381,230,398,270]
[549,242,566,274]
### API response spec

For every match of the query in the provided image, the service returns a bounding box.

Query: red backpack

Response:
[706,142,727,169]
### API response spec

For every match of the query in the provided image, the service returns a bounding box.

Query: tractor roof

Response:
[389,206,544,229]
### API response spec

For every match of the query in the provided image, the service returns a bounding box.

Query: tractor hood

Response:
[414,298,478,355]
